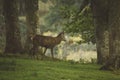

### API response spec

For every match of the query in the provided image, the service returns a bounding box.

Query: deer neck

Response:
[56,36,62,44]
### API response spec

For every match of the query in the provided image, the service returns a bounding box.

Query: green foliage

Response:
[45,0,95,43]
[64,6,95,43]
[44,0,81,31]
[0,57,120,80]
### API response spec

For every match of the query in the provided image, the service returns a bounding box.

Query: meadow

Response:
[0,57,120,80]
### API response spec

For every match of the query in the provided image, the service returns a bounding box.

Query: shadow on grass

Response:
[0,59,16,71]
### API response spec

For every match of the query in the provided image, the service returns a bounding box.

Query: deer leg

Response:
[41,48,47,60]
[30,46,35,59]
[43,48,47,55]
[33,46,38,59]
[51,48,54,59]
[29,47,33,58]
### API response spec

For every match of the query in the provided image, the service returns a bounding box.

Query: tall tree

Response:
[0,0,3,15]
[18,0,25,16]
[24,0,39,53]
[3,0,23,54]
[100,0,120,70]
[91,0,109,64]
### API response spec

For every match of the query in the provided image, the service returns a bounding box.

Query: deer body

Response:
[31,32,65,59]
[33,35,63,48]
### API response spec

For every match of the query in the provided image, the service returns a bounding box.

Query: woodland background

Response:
[0,0,120,80]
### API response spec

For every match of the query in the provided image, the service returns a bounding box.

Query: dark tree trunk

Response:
[91,0,109,64]
[18,0,25,16]
[0,0,3,15]
[100,0,120,70]
[24,0,39,53]
[3,0,23,54]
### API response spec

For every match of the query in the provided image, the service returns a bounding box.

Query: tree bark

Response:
[18,0,25,16]
[3,0,23,54]
[24,0,39,53]
[100,0,120,70]
[0,0,3,15]
[91,0,109,64]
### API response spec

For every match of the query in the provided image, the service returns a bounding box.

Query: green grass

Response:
[0,57,120,80]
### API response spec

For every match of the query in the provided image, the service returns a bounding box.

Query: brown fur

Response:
[30,32,66,59]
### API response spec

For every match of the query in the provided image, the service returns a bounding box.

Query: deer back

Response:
[32,32,66,48]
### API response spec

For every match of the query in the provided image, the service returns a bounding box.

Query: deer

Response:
[30,32,66,59]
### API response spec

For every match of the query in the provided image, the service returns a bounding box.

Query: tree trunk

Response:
[0,0,3,15]
[18,0,25,16]
[100,0,120,70]
[24,0,39,53]
[91,0,109,64]
[3,0,23,54]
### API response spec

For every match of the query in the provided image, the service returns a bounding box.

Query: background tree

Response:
[0,0,3,15]
[18,0,25,16]
[0,0,5,52]
[63,4,95,44]
[100,0,120,70]
[3,0,23,54]
[91,0,109,64]
[45,0,95,43]
[24,0,39,53]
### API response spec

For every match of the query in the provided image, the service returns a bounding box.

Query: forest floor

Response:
[0,56,120,80]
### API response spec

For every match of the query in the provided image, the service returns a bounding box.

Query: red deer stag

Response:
[30,32,66,59]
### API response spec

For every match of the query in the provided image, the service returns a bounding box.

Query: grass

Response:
[0,57,120,80]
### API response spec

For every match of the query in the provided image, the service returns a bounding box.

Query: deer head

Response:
[57,32,66,41]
